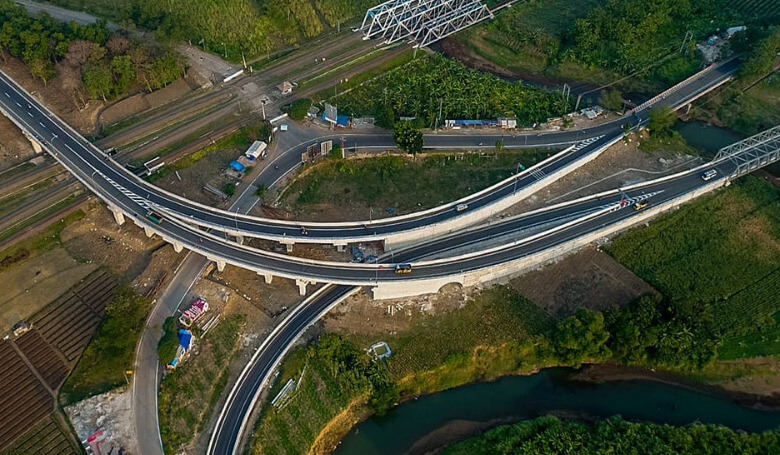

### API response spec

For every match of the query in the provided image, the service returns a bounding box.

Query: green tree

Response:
[83,63,113,101]
[157,317,180,365]
[549,309,611,366]
[393,121,424,155]
[110,55,135,95]
[648,106,676,136]
[599,89,623,111]
[288,98,312,121]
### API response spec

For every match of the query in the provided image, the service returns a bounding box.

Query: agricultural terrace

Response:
[607,177,780,361]
[44,0,380,61]
[458,0,779,86]
[443,416,780,455]
[329,54,571,128]
[280,150,555,221]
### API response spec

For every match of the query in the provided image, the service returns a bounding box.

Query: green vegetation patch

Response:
[61,286,152,404]
[283,150,553,217]
[158,314,245,453]
[157,317,179,366]
[607,177,780,357]
[331,54,570,127]
[251,334,391,455]
[442,416,780,455]
[0,209,85,273]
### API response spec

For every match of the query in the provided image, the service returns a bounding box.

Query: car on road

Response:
[634,201,648,211]
[701,169,717,181]
[456,203,468,212]
[395,264,413,274]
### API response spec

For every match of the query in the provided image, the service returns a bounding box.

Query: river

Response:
[335,369,780,455]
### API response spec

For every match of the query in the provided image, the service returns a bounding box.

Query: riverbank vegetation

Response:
[0,0,183,103]
[158,314,245,454]
[251,334,392,455]
[442,416,780,455]
[458,0,778,88]
[60,286,152,404]
[330,54,571,127]
[280,149,554,220]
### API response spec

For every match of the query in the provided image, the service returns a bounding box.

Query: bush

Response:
[157,317,179,366]
[289,98,312,121]
[223,183,236,196]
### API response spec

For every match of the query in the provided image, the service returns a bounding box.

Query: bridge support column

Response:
[235,235,245,245]
[281,241,294,252]
[108,205,125,225]
[214,259,226,273]
[22,132,42,154]
[172,242,183,253]
[143,226,154,238]
[334,243,347,252]
[295,279,309,296]
[258,272,273,284]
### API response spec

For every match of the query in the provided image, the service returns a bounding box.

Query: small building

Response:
[277,81,294,95]
[12,322,29,337]
[498,118,517,129]
[245,141,267,160]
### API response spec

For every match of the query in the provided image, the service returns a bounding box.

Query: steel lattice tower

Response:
[360,0,493,48]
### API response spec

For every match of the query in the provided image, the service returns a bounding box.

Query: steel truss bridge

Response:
[715,125,780,178]
[360,0,493,48]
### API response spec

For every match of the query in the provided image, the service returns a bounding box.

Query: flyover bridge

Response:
[208,125,780,454]
[0,59,740,253]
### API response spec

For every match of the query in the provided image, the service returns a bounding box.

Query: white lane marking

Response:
[16,102,21,107]
[4,92,8,97]
[39,122,46,128]
[27,112,32,117]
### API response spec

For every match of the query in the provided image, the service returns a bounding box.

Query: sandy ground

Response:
[65,389,138,455]
[323,284,469,337]
[99,76,201,129]
[0,248,97,332]
[154,147,243,207]
[0,114,35,172]
[507,247,658,319]
[60,205,166,281]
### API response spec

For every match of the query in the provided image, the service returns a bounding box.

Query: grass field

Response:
[607,177,780,358]
[342,286,555,394]
[158,314,245,454]
[61,286,152,404]
[281,149,555,219]
[0,209,85,274]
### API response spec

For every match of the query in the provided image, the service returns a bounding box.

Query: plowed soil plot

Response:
[31,271,117,364]
[0,341,53,451]
[14,330,69,390]
[2,415,77,455]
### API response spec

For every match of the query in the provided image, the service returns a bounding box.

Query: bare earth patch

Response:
[0,247,96,331]
[0,114,35,172]
[508,247,658,319]
[65,389,138,455]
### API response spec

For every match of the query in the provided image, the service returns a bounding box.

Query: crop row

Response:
[0,342,52,451]
[2,416,76,455]
[15,330,69,390]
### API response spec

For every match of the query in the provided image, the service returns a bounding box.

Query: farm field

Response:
[607,177,780,358]
[1,415,79,455]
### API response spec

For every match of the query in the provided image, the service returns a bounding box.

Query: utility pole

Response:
[260,99,267,120]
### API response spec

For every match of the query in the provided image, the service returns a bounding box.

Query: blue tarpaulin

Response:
[322,112,350,127]
[178,329,192,350]
[229,161,246,172]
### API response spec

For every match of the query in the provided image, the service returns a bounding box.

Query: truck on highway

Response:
[146,210,164,224]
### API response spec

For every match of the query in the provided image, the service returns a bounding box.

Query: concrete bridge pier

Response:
[22,131,42,154]
[107,205,125,225]
[235,235,245,245]
[212,259,226,273]
[281,241,294,253]
[172,242,183,253]
[258,272,273,284]
[334,243,347,252]
[143,226,155,238]
[295,279,310,296]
